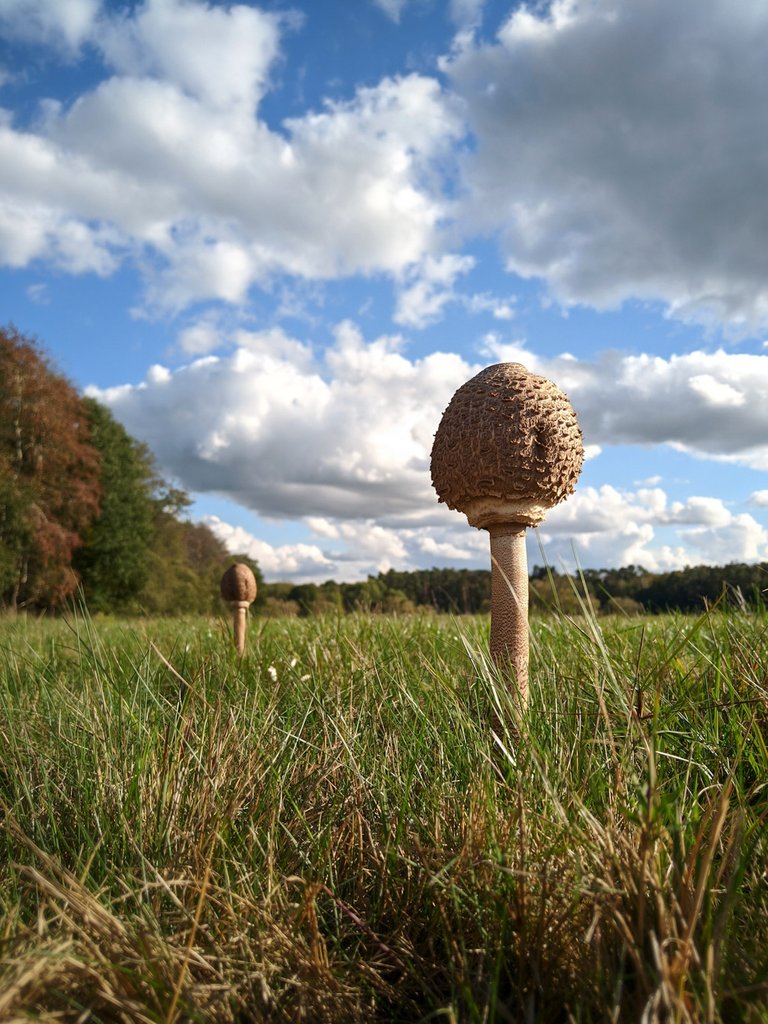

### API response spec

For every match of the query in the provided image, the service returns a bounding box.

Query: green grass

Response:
[0,606,766,1022]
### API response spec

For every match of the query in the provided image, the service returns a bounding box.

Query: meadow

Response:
[0,603,766,1023]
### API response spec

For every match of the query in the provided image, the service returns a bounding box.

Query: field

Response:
[0,605,767,1023]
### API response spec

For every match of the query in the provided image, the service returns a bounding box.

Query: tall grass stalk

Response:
[0,606,766,1021]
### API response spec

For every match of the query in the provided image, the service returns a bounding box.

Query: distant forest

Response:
[3,323,767,619]
[275,562,768,618]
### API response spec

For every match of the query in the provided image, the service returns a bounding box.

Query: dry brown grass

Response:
[1,611,766,1021]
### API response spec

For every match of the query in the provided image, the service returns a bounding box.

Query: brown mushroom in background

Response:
[220,563,257,656]
[430,362,584,706]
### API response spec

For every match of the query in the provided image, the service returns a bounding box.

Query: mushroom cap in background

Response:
[220,563,258,604]
[430,362,584,529]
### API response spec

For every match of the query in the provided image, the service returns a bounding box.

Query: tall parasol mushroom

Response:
[220,563,257,656]
[430,362,584,705]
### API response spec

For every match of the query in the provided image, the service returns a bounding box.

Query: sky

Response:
[3,0,768,583]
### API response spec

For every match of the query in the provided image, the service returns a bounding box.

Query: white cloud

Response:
[357,243,513,338]
[668,496,732,528]
[206,483,768,583]
[446,0,768,335]
[87,323,768,577]
[0,1,462,308]
[2,0,768,340]
[177,315,224,356]
[394,253,475,327]
[749,490,768,508]
[480,341,768,470]
[372,0,408,23]
[206,516,333,582]
[689,375,745,408]
[674,514,768,567]
[464,292,515,319]
[90,322,472,520]
[0,0,100,50]
[91,328,768,524]
[49,218,120,275]
[479,335,532,366]
[0,191,123,273]
[450,0,485,31]
[207,514,417,583]
[97,0,281,112]
[329,520,409,569]
[5,0,766,339]
[304,517,339,539]
[540,485,768,573]
[146,363,171,384]
[0,201,48,266]
[419,535,475,560]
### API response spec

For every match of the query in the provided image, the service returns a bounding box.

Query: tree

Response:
[136,488,201,615]
[73,399,158,613]
[0,325,266,617]
[0,471,32,598]
[135,488,264,616]
[0,325,101,610]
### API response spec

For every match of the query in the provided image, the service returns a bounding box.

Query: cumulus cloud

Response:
[551,485,731,535]
[0,0,462,308]
[395,264,516,328]
[91,327,768,523]
[540,485,768,573]
[394,253,475,327]
[483,339,768,469]
[96,0,281,111]
[86,323,768,577]
[464,293,515,319]
[449,0,485,31]
[207,513,447,583]
[3,0,767,338]
[0,0,100,51]
[204,485,768,582]
[90,321,471,520]
[445,0,768,334]
[206,516,333,583]
[176,315,225,356]
[0,195,123,273]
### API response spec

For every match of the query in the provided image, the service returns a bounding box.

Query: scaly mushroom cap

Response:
[430,362,584,529]
[220,563,257,604]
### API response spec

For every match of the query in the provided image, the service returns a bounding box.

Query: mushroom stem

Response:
[489,524,529,705]
[232,600,250,657]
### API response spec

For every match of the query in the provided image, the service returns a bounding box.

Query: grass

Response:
[0,604,766,1022]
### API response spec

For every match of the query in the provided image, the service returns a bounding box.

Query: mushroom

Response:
[220,563,258,656]
[430,362,584,705]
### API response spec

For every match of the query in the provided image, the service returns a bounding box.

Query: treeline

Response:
[4,324,768,620]
[1,324,262,615]
[263,562,768,617]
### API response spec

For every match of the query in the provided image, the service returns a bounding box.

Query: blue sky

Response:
[3,0,768,582]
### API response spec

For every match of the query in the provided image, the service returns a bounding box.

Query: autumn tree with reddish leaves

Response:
[0,325,101,610]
